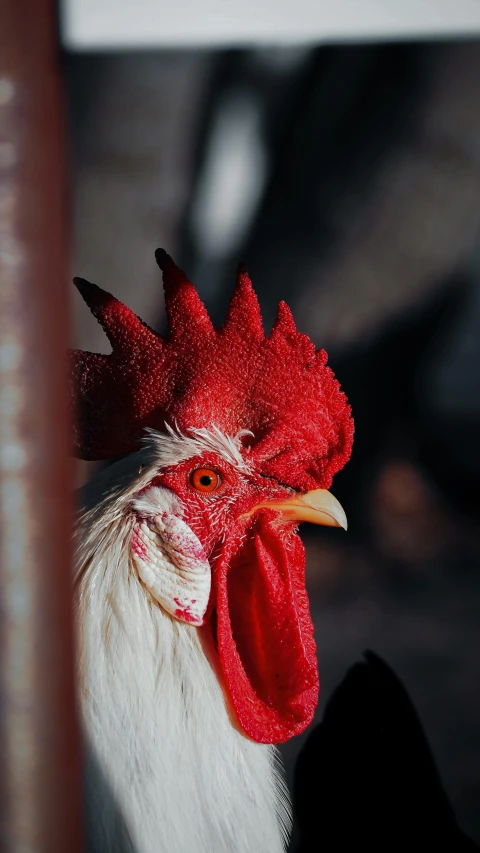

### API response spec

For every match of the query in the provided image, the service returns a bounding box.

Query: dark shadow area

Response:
[294,651,479,852]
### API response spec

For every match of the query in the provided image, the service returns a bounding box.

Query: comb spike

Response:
[315,347,328,367]
[155,249,213,335]
[74,277,160,356]
[271,300,297,338]
[223,263,263,338]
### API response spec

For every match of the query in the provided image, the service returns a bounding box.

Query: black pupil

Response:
[200,474,213,487]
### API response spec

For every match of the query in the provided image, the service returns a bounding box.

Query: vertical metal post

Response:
[0,2,83,851]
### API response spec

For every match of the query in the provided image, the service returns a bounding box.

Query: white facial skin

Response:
[131,504,211,626]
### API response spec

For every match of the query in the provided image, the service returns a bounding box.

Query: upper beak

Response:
[239,488,348,531]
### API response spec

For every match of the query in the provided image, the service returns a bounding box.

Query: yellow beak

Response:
[239,488,347,530]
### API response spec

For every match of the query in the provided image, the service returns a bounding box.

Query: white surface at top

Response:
[62,0,480,49]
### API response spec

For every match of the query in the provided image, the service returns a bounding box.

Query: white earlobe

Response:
[131,511,211,626]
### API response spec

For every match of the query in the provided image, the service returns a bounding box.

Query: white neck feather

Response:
[76,447,291,853]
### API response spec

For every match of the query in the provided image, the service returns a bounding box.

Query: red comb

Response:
[71,250,353,490]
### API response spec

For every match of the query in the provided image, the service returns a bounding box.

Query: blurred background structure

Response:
[68,38,480,845]
[2,0,480,849]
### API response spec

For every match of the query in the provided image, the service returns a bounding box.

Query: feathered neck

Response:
[75,451,290,853]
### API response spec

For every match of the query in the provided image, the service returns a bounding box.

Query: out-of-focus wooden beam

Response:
[0,2,82,851]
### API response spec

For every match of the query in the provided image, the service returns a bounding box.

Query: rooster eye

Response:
[189,468,222,493]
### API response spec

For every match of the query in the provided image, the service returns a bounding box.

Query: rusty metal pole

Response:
[0,2,83,852]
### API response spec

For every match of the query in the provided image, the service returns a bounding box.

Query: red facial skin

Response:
[152,451,319,745]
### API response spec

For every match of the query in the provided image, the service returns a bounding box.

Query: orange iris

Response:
[190,468,221,492]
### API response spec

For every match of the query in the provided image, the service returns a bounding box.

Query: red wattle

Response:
[214,515,319,744]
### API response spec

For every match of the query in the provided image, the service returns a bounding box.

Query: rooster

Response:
[72,249,353,853]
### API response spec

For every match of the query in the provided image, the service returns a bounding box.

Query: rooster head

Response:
[72,250,354,744]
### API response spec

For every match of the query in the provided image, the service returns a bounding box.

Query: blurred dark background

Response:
[66,41,480,845]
